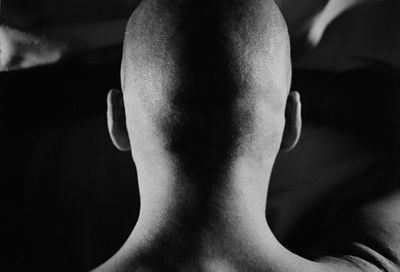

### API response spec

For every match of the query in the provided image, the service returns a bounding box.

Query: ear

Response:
[107,89,131,151]
[280,91,302,152]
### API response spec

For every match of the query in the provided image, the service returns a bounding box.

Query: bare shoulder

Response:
[269,125,400,270]
[345,191,400,268]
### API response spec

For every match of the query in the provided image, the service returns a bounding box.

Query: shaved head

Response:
[103,4,298,268]
[119,0,293,179]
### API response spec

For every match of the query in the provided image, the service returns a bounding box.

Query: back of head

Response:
[121,0,291,180]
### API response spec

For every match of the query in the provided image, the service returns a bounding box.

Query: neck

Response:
[128,155,275,257]
[93,155,283,272]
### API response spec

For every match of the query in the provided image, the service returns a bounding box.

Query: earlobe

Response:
[280,91,302,152]
[107,89,131,151]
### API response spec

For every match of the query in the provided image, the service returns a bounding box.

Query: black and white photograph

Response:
[2,0,400,271]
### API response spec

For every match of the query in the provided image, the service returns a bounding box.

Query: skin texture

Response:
[95,0,400,271]
[2,0,398,71]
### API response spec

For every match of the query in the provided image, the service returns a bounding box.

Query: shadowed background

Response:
[2,56,399,270]
[2,0,400,271]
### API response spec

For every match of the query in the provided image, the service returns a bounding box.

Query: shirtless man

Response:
[90,0,400,271]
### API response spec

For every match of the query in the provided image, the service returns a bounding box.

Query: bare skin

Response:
[1,0,398,71]
[91,1,400,271]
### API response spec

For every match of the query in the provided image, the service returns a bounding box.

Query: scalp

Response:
[122,0,291,98]
[121,0,291,170]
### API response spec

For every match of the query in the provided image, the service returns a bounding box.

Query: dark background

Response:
[2,46,400,271]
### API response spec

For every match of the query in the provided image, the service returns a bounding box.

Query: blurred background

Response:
[1,0,399,271]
